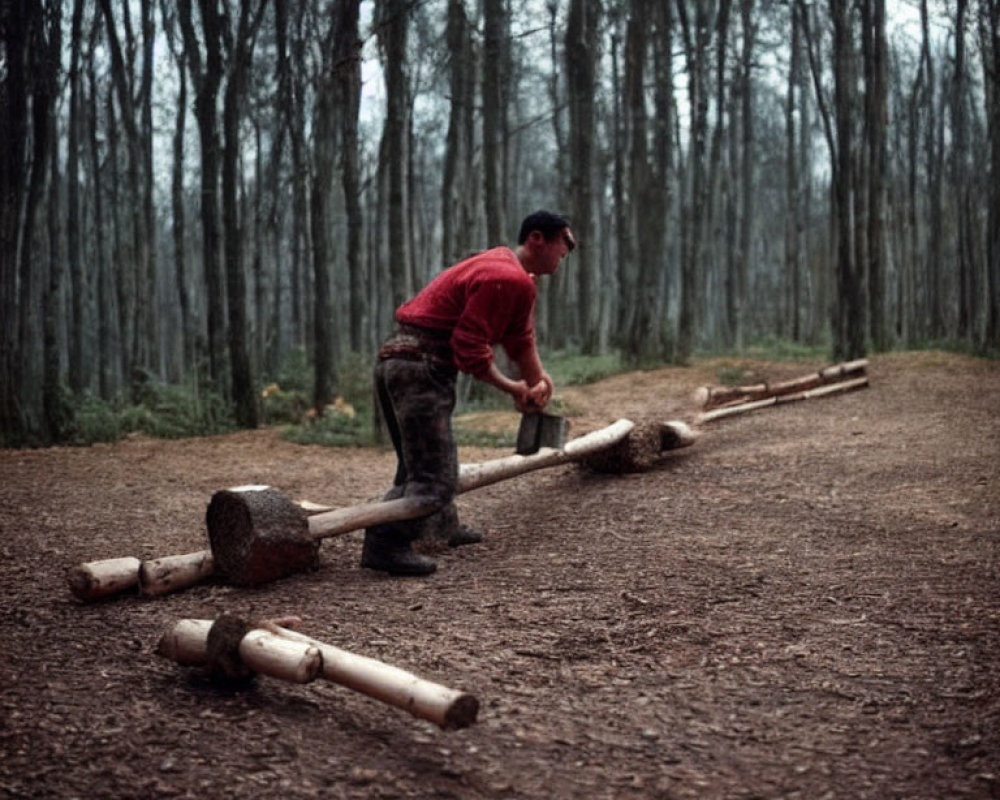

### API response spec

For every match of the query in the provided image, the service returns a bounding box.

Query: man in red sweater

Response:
[362,211,576,575]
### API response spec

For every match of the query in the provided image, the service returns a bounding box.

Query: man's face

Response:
[532,228,575,275]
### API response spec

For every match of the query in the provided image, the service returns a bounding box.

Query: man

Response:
[362,210,576,576]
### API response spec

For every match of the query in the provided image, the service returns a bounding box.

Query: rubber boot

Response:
[360,525,437,576]
[448,526,483,547]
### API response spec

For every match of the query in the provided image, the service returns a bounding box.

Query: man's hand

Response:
[526,376,553,410]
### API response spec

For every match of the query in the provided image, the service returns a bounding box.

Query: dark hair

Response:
[517,210,571,246]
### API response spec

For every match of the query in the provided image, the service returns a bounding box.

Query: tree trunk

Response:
[482,0,506,246]
[0,0,32,445]
[984,0,1000,348]
[831,0,866,360]
[179,0,226,389]
[67,0,86,395]
[222,0,264,429]
[379,0,411,311]
[566,0,601,353]
[334,0,364,354]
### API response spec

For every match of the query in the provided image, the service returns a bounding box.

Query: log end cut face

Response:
[206,487,319,587]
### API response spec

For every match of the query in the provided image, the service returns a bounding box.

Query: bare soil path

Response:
[1,352,998,799]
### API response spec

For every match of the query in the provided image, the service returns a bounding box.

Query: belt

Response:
[378,325,453,367]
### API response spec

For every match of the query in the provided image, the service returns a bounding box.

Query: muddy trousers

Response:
[367,354,460,550]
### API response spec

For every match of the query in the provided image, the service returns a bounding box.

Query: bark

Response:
[482,0,506,246]
[566,0,601,352]
[97,0,154,387]
[735,0,756,352]
[380,0,411,309]
[67,0,85,395]
[831,0,866,360]
[442,0,476,265]
[222,0,265,428]
[984,0,1000,348]
[178,0,226,387]
[676,0,712,362]
[334,0,364,354]
[86,26,111,400]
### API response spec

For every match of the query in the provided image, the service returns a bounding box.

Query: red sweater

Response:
[396,247,537,378]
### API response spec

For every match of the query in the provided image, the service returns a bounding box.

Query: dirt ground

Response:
[1,352,998,800]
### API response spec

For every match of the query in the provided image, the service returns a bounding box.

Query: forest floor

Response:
[1,351,998,800]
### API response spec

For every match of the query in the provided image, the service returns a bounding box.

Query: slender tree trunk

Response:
[86,30,111,400]
[785,2,802,342]
[983,0,1000,348]
[566,0,600,352]
[67,0,86,395]
[222,0,265,428]
[676,0,711,362]
[380,0,411,309]
[334,0,363,354]
[482,0,506,246]
[178,0,226,389]
[831,0,865,359]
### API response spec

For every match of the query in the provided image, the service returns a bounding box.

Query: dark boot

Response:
[448,526,483,548]
[361,527,437,576]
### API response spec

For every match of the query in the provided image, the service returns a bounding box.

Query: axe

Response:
[515,411,569,455]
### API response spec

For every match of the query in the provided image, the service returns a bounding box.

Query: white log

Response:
[696,376,869,423]
[458,418,635,491]
[139,550,215,596]
[272,625,479,730]
[156,618,213,665]
[157,619,321,683]
[66,557,141,601]
[694,359,869,409]
[238,629,323,684]
[156,619,478,729]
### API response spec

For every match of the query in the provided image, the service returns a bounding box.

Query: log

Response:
[694,359,869,409]
[67,557,142,601]
[158,617,322,683]
[696,375,870,423]
[139,550,215,597]
[458,418,635,490]
[157,618,478,729]
[70,419,654,594]
[272,625,479,730]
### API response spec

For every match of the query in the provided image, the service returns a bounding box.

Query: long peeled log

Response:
[157,618,478,730]
[696,375,870,424]
[694,359,868,410]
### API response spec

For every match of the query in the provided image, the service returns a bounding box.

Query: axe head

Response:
[516,412,569,455]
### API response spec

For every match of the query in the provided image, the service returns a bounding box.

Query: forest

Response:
[1,0,998,447]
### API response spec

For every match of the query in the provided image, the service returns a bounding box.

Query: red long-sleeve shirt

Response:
[396,247,537,378]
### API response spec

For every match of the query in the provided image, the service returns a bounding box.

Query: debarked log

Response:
[693,358,869,409]
[695,375,870,424]
[66,557,142,601]
[156,618,479,730]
